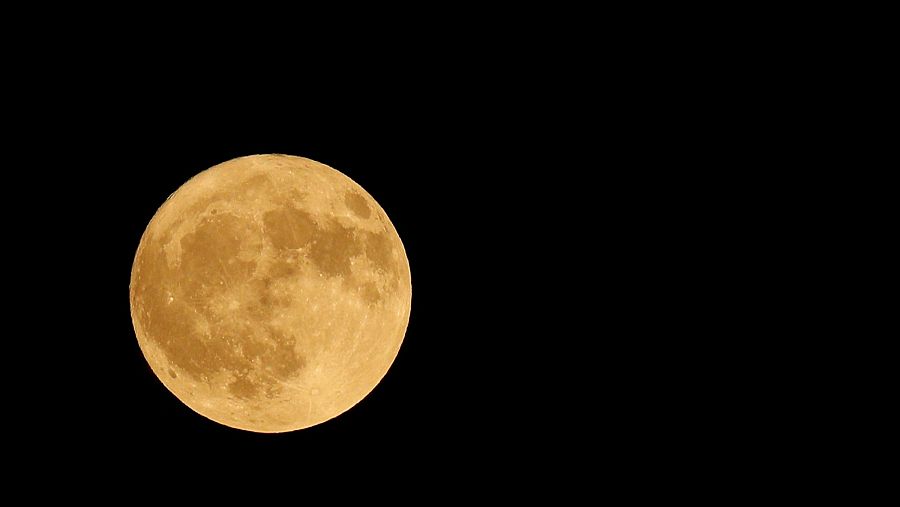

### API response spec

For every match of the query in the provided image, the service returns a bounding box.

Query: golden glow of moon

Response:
[129,154,411,432]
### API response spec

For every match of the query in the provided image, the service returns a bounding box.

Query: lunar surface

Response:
[129,154,411,432]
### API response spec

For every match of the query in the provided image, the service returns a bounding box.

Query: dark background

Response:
[4,11,834,495]
[5,18,617,481]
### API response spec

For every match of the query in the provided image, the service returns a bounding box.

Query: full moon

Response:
[129,154,411,432]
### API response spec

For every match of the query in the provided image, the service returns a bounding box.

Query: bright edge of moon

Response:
[129,154,412,432]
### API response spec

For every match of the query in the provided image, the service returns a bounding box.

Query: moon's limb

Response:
[130,155,411,432]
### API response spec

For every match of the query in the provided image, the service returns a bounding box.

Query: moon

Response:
[129,154,411,432]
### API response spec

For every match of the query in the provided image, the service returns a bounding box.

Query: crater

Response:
[308,221,363,277]
[242,174,271,189]
[178,213,259,301]
[180,190,227,228]
[344,191,371,219]
[240,334,269,362]
[142,298,219,380]
[365,230,397,275]
[244,297,272,320]
[268,328,306,378]
[255,279,294,309]
[269,259,298,279]
[236,174,276,201]
[360,281,382,304]
[264,207,315,250]
[204,326,254,374]
[228,376,260,399]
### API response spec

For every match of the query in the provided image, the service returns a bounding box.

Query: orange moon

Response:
[129,154,411,432]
